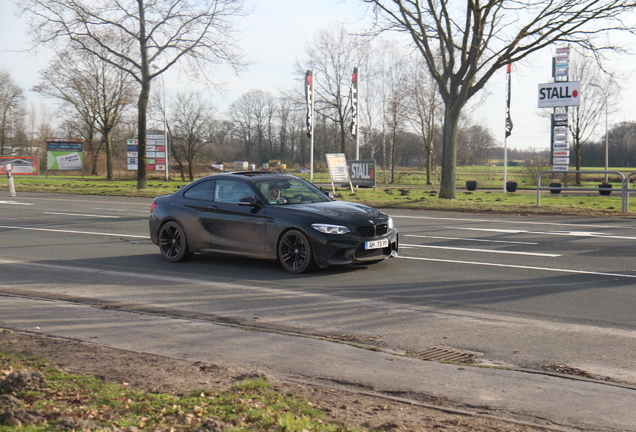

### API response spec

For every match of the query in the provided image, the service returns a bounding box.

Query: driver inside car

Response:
[268,185,287,204]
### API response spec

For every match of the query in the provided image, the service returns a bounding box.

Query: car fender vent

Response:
[407,347,479,364]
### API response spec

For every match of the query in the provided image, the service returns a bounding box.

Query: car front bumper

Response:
[309,229,399,267]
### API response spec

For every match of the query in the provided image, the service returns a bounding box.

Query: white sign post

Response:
[6,164,16,197]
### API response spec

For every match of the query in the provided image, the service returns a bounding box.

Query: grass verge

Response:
[1,176,635,217]
[0,350,358,432]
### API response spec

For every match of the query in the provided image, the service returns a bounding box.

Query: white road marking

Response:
[1,258,635,339]
[391,214,634,230]
[92,208,149,214]
[401,243,561,257]
[398,255,636,279]
[405,234,537,245]
[448,227,636,240]
[44,212,120,218]
[0,225,148,239]
[0,200,34,205]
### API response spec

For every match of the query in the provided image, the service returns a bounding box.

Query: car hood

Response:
[282,200,389,224]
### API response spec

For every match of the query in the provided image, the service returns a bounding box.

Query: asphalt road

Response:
[1,191,636,386]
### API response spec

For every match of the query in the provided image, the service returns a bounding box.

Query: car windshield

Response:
[255,177,331,205]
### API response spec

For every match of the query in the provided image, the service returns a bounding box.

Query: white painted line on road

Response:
[0,225,148,239]
[398,255,636,279]
[392,214,633,230]
[449,227,636,240]
[405,234,537,245]
[1,258,635,340]
[0,200,34,205]
[44,212,120,218]
[92,208,149,214]
[401,243,560,257]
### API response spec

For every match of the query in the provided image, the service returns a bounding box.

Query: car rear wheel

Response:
[159,221,194,262]
[278,229,316,273]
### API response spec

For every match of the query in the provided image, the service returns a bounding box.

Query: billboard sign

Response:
[538,82,580,107]
[0,156,39,176]
[325,153,349,183]
[347,159,376,187]
[127,131,167,171]
[46,139,83,171]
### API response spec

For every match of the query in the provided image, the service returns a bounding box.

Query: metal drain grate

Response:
[408,347,476,363]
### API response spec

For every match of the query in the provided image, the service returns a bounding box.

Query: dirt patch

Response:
[0,329,553,431]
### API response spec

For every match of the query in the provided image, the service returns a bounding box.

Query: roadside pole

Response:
[6,164,16,197]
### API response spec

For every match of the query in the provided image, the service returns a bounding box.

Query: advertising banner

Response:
[538,81,580,108]
[46,139,83,171]
[346,159,376,188]
[325,153,353,192]
[127,131,166,171]
[0,156,39,176]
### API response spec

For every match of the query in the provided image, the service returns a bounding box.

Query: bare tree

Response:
[365,0,636,198]
[457,123,497,166]
[17,0,247,189]
[407,55,442,185]
[227,89,275,163]
[34,46,136,178]
[0,70,25,155]
[170,92,215,181]
[381,43,410,183]
[568,58,620,183]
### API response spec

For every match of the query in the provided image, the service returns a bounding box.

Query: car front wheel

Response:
[278,229,316,273]
[159,221,194,262]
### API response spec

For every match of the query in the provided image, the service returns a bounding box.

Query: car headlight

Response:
[388,217,394,229]
[311,223,351,234]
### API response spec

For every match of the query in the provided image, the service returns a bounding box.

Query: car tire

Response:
[158,221,194,262]
[278,229,317,274]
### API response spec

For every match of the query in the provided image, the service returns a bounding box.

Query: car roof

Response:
[199,171,299,184]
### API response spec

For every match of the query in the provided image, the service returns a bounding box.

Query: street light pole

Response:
[161,74,170,182]
[603,98,608,182]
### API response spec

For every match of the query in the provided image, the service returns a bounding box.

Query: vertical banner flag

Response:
[305,70,313,138]
[505,64,513,137]
[350,67,358,138]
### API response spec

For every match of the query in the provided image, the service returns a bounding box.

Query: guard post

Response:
[6,163,16,197]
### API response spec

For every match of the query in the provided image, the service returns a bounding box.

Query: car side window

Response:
[214,180,255,204]
[183,180,214,201]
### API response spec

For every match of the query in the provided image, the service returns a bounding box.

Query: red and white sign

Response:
[538,82,580,107]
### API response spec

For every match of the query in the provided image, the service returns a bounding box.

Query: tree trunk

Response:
[574,144,582,185]
[136,0,148,190]
[105,130,114,180]
[90,151,99,176]
[137,84,149,189]
[439,107,460,199]
[390,126,397,184]
[426,147,433,185]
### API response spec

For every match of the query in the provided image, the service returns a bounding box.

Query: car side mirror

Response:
[238,196,260,207]
[320,187,335,200]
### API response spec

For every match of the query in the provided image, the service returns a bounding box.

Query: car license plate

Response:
[365,238,389,250]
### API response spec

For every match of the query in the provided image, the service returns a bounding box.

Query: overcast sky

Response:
[2,0,636,153]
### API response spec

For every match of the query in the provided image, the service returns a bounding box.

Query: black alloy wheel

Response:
[278,229,316,274]
[159,221,194,262]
